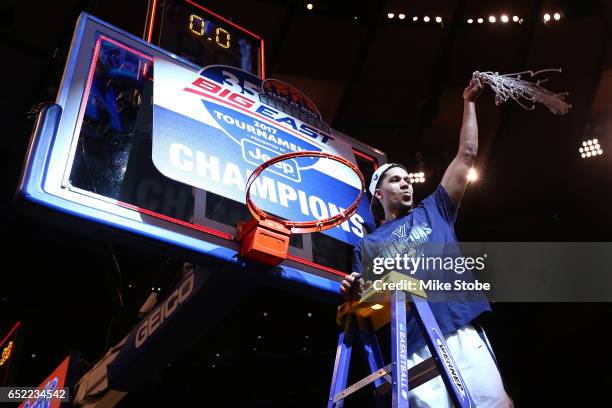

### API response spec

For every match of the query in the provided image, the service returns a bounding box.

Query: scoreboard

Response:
[144,0,264,76]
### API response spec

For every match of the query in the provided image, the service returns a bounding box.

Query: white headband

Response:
[368,163,398,195]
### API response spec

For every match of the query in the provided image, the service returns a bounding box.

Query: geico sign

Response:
[135,273,195,349]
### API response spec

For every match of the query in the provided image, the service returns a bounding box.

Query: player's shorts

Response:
[407,323,514,408]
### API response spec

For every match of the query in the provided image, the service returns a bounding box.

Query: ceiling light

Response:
[398,13,406,20]
[413,16,418,22]
[423,16,430,23]
[306,3,313,10]
[544,13,551,22]
[467,18,473,24]
[477,18,484,24]
[553,12,561,21]
[371,304,384,310]
[387,12,395,19]
[501,15,509,23]
[513,15,519,22]
[488,15,496,23]
[435,16,442,23]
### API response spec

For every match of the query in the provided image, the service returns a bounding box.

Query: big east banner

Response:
[152,60,374,245]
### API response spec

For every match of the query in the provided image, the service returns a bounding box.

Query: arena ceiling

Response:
[2,0,612,405]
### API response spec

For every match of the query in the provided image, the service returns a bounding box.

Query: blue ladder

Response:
[328,273,475,407]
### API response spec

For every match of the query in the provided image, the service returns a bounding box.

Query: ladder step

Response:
[333,364,390,403]
[407,356,439,390]
[333,356,439,403]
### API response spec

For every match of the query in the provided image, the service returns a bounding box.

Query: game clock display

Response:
[146,0,264,76]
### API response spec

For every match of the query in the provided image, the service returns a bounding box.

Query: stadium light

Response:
[408,172,426,184]
[580,138,604,159]
[467,168,478,182]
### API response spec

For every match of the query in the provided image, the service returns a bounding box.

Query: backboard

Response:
[16,12,386,292]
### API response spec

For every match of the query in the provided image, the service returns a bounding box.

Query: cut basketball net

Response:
[473,69,572,115]
[236,151,366,265]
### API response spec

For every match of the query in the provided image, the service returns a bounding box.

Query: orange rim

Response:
[245,151,365,234]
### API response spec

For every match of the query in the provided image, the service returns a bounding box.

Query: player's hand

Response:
[463,77,483,102]
[340,272,364,301]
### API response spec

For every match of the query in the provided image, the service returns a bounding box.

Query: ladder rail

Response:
[328,283,477,407]
[327,315,356,408]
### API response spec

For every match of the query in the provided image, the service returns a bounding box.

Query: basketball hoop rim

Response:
[245,151,365,234]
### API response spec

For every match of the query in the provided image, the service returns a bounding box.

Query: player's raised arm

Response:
[441,78,483,206]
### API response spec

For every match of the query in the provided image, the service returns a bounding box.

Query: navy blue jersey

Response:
[353,185,491,355]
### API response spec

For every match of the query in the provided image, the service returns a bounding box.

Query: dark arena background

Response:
[2,0,612,407]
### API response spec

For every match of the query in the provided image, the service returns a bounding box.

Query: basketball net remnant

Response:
[472,69,572,115]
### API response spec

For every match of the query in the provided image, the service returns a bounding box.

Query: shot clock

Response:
[145,0,264,76]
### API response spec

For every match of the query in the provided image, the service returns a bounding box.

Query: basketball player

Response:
[341,78,513,407]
